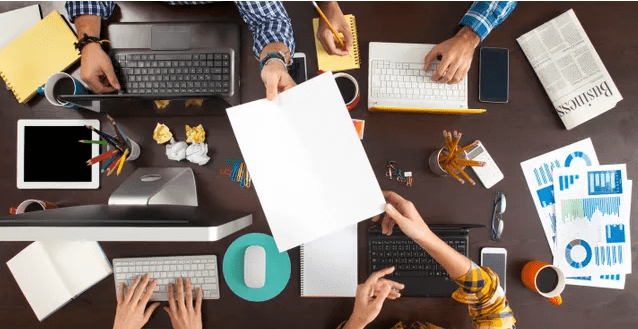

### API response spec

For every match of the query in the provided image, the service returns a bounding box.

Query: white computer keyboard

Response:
[370,60,466,101]
[113,255,220,300]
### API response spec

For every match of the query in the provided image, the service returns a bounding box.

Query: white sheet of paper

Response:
[226,72,385,252]
[0,5,41,50]
[520,138,599,255]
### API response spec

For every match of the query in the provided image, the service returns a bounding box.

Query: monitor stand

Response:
[109,167,198,206]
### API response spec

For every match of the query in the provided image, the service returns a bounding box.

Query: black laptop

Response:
[368,224,483,297]
[61,21,241,115]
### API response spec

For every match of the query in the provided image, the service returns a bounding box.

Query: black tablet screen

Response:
[23,126,94,182]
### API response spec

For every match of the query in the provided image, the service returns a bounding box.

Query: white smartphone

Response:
[290,52,308,84]
[480,247,507,293]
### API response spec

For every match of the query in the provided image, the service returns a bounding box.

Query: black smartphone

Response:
[479,47,509,103]
[288,53,308,85]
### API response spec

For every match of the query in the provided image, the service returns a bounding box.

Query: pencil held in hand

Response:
[312,1,346,50]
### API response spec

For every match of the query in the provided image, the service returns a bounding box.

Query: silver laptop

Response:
[368,42,468,111]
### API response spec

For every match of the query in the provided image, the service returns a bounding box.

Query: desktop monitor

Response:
[0,167,252,241]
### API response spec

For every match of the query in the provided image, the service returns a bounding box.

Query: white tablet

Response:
[17,119,100,189]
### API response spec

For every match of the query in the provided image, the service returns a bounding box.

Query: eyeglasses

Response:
[491,191,506,241]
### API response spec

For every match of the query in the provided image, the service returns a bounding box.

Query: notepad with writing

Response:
[0,11,79,103]
[7,241,112,321]
[313,14,360,72]
[300,224,358,297]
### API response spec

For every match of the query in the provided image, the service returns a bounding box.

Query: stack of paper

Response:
[521,139,633,289]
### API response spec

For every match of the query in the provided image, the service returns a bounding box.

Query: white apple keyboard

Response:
[113,255,220,300]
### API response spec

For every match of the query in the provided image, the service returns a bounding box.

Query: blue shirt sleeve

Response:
[459,1,517,41]
[65,1,116,22]
[236,1,296,60]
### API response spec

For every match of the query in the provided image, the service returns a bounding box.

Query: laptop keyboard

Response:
[112,52,232,96]
[369,232,467,279]
[370,60,467,101]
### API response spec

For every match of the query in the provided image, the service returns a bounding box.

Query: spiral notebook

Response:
[300,224,358,297]
[0,11,79,103]
[312,14,360,72]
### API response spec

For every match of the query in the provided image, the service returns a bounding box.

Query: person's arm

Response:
[316,1,353,56]
[65,1,120,93]
[424,1,517,84]
[236,1,296,100]
[164,277,203,329]
[379,191,515,328]
[340,267,404,329]
[113,274,161,329]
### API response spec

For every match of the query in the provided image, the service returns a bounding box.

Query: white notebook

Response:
[226,72,385,252]
[300,224,358,297]
[7,241,112,321]
[0,4,41,49]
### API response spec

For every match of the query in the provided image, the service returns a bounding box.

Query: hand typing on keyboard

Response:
[376,191,472,279]
[164,277,203,329]
[343,267,404,329]
[113,274,160,329]
[423,26,481,84]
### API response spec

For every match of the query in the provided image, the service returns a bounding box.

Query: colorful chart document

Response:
[553,165,632,277]
[520,138,599,255]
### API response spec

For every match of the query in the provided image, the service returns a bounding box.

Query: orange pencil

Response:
[444,165,465,184]
[451,163,476,185]
[106,155,122,176]
[454,158,486,167]
[456,140,480,154]
[311,1,346,50]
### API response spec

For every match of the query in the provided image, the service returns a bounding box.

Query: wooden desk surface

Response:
[0,1,637,328]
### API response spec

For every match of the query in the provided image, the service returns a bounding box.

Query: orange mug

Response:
[10,199,58,214]
[521,260,565,305]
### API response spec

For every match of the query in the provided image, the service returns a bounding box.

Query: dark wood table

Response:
[1,1,637,328]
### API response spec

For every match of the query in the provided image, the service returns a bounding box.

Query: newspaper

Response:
[517,9,623,130]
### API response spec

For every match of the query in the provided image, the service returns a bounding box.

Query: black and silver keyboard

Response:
[112,51,234,97]
[368,228,468,279]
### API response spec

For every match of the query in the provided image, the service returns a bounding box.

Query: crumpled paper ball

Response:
[186,143,210,166]
[153,123,173,144]
[185,124,206,144]
[165,138,188,161]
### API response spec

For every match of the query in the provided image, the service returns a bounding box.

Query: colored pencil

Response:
[311,1,346,50]
[106,155,122,176]
[451,163,476,186]
[79,139,108,145]
[106,114,126,147]
[101,154,119,173]
[116,148,130,176]
[444,165,465,184]
[85,125,123,152]
[87,149,120,165]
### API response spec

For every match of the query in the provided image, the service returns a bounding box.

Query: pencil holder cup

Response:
[429,147,450,176]
[125,138,141,161]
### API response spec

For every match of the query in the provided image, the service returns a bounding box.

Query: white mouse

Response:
[244,245,266,288]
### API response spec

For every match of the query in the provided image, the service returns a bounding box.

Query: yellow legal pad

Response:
[312,14,360,72]
[0,11,79,103]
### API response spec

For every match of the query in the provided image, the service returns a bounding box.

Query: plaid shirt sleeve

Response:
[65,1,115,22]
[452,262,516,329]
[236,1,295,59]
[459,1,517,41]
